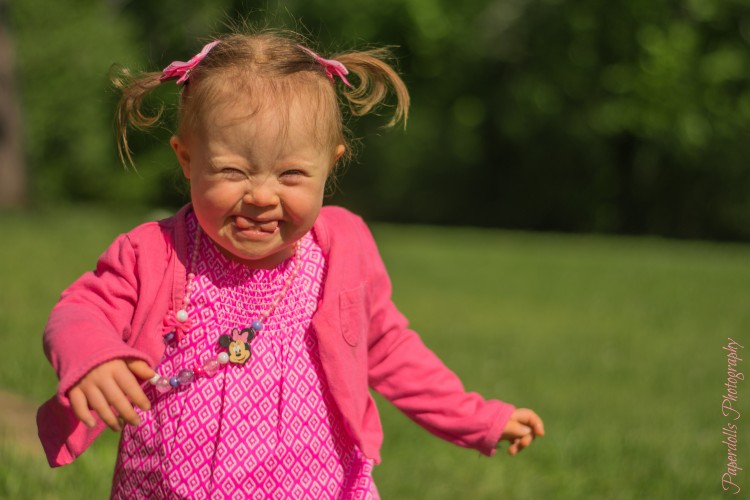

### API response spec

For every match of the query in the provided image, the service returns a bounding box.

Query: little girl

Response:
[38,28,544,499]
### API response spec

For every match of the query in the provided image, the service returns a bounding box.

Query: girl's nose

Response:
[242,182,279,207]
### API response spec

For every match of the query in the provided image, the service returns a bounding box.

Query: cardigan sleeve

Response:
[43,231,156,400]
[356,218,515,456]
[38,222,175,467]
[38,217,180,467]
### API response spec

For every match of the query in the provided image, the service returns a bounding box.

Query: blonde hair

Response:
[112,30,410,170]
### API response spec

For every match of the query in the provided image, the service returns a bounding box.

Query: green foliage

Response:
[311,0,750,239]
[9,1,750,238]
[1,208,748,497]
[9,0,224,208]
[11,1,142,202]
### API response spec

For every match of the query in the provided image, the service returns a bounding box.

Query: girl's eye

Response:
[221,168,245,177]
[282,169,304,177]
[280,169,306,183]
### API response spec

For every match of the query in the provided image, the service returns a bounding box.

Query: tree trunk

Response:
[0,0,27,208]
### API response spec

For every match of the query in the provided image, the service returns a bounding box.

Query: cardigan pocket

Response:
[340,285,366,347]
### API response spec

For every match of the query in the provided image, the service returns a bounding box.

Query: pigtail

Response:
[107,36,410,170]
[109,66,166,169]
[335,49,410,129]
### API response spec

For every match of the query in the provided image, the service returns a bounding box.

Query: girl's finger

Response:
[510,431,536,456]
[518,432,534,451]
[513,408,545,437]
[508,437,522,456]
[121,380,151,414]
[126,359,156,381]
[522,411,545,436]
[533,418,546,437]
[100,378,141,427]
[85,386,122,432]
[506,421,532,439]
[69,387,96,428]
[114,366,151,413]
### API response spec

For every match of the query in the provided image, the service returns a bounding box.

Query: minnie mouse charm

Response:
[218,327,256,364]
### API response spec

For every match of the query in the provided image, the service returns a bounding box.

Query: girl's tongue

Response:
[235,216,279,233]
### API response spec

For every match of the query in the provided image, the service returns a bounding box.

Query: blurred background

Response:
[4,0,750,240]
[2,1,750,498]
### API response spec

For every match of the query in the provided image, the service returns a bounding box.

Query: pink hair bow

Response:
[298,45,353,88]
[161,40,221,85]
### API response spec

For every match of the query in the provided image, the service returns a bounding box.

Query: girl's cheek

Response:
[201,183,243,203]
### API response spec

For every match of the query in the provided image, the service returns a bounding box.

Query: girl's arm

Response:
[43,232,153,400]
[39,218,179,466]
[354,216,521,456]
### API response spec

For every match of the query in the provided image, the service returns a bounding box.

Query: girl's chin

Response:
[223,242,296,269]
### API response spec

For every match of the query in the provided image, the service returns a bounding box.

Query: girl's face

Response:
[172,97,344,269]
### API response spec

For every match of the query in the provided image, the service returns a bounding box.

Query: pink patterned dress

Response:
[112,216,378,499]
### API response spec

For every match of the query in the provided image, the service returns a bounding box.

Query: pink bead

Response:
[155,377,172,393]
[177,369,194,385]
[204,358,221,375]
[193,366,206,378]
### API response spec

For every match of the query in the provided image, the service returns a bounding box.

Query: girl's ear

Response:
[170,135,191,179]
[334,144,345,164]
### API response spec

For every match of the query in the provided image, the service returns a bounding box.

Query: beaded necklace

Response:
[148,224,300,393]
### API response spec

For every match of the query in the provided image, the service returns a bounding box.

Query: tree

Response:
[0,0,26,207]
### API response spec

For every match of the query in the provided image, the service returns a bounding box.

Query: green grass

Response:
[1,206,749,499]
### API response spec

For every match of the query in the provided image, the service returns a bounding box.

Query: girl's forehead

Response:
[203,98,317,143]
[188,98,336,164]
[190,80,337,149]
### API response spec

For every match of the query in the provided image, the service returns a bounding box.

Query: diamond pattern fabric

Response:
[112,215,377,499]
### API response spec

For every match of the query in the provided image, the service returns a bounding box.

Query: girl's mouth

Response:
[234,216,279,234]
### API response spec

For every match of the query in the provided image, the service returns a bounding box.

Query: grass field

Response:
[1,205,749,499]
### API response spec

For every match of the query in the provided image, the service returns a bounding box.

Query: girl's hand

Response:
[499,408,545,456]
[68,358,155,432]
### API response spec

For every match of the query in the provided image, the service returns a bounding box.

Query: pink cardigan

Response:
[38,205,514,467]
